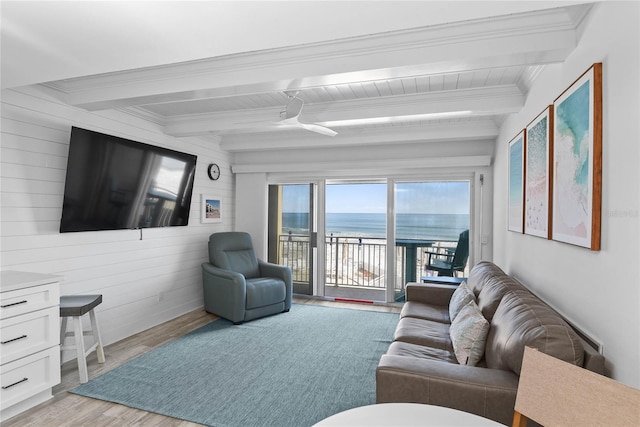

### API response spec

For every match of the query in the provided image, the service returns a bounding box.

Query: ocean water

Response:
[282,212,468,241]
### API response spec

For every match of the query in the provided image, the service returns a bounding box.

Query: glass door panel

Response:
[394,181,470,300]
[268,184,314,295]
[325,182,387,302]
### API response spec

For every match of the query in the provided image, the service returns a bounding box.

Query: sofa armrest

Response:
[405,282,458,306]
[376,355,519,425]
[258,260,293,310]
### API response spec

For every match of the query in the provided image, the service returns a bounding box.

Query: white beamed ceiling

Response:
[26,3,593,152]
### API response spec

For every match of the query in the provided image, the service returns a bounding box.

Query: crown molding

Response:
[119,106,166,126]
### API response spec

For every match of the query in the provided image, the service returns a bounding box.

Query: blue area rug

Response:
[72,304,398,427]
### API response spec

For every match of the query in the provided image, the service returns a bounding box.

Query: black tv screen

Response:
[60,127,197,233]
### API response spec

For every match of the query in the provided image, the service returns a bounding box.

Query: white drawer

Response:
[0,283,60,320]
[0,346,60,411]
[0,306,59,365]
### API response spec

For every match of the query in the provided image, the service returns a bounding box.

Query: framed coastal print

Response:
[508,130,525,233]
[201,194,222,223]
[552,63,602,250]
[524,106,553,239]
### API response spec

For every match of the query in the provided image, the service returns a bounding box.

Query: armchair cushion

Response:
[208,232,260,279]
[245,277,287,310]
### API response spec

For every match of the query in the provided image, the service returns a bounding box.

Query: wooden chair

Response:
[512,346,640,427]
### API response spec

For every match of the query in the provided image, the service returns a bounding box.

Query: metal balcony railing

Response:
[277,234,453,290]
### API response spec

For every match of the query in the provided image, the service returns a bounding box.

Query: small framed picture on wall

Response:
[201,194,222,223]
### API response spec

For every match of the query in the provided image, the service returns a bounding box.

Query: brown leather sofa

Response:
[376,261,605,425]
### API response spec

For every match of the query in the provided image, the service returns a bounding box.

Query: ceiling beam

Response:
[218,119,499,152]
[43,5,585,111]
[163,86,521,137]
[231,155,493,174]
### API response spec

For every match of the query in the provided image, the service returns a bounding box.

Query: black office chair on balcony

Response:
[424,229,469,277]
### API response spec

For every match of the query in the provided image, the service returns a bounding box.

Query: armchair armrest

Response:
[202,263,245,282]
[376,355,518,425]
[258,260,291,282]
[258,260,293,310]
[405,282,457,305]
[202,262,247,323]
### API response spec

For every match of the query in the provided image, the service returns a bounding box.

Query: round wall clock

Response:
[207,163,221,181]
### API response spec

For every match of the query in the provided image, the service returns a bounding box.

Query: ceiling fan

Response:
[276,91,337,137]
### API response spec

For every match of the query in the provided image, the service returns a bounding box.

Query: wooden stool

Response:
[60,294,105,383]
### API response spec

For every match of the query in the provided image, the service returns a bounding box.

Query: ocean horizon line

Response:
[281,212,469,241]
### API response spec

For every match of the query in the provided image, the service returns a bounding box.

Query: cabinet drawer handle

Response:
[1,300,28,308]
[1,334,27,344]
[2,377,28,389]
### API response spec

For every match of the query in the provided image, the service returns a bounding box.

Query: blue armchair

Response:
[202,232,292,324]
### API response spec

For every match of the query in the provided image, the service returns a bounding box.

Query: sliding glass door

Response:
[268,179,471,303]
[324,182,387,302]
[268,184,315,295]
[394,181,470,299]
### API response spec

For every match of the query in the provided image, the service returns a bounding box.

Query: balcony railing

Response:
[277,234,456,290]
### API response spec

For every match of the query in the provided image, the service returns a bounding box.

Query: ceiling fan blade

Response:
[297,122,338,137]
[277,94,337,136]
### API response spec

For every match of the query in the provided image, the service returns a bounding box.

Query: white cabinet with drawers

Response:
[0,271,61,422]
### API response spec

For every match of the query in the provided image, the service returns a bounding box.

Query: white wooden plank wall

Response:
[0,86,233,355]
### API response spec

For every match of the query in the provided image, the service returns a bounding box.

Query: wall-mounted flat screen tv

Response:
[60,127,198,233]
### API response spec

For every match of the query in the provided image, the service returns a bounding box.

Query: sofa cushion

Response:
[476,276,511,322]
[450,300,490,366]
[386,341,457,364]
[400,301,450,323]
[393,317,452,350]
[485,290,584,375]
[466,261,508,296]
[449,281,475,321]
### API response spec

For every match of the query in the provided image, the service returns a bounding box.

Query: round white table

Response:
[313,403,504,426]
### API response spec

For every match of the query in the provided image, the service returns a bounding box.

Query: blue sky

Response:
[283,182,469,214]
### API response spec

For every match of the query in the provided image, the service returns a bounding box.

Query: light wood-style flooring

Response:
[3,297,401,427]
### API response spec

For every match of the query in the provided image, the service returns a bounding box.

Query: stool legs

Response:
[89,309,105,363]
[72,316,88,383]
[60,309,105,384]
[59,316,68,362]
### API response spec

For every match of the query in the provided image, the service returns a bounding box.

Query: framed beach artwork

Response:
[508,130,525,233]
[552,63,602,250]
[201,194,222,223]
[524,106,553,239]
